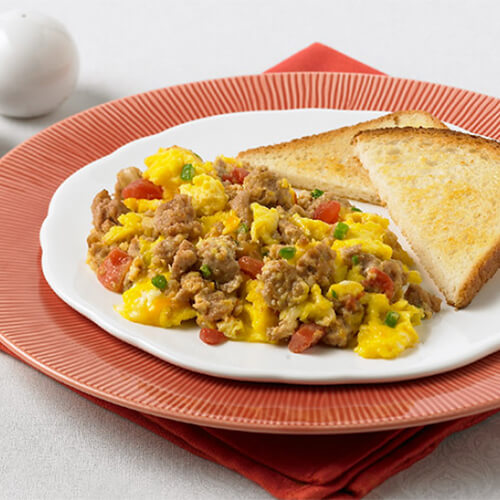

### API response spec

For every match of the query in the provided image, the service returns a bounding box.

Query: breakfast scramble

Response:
[87,146,441,358]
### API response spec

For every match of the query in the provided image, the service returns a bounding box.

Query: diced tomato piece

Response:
[97,248,133,292]
[363,268,394,300]
[122,179,163,200]
[222,167,249,185]
[345,296,357,312]
[200,328,227,345]
[288,323,325,353]
[232,167,250,184]
[344,292,365,312]
[313,200,341,224]
[238,256,264,278]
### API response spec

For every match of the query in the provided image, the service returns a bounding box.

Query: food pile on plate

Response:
[87,111,499,358]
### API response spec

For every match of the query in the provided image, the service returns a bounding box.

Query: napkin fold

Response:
[1,42,497,500]
[265,43,384,75]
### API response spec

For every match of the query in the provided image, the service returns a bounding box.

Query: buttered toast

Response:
[354,127,500,308]
[237,110,447,205]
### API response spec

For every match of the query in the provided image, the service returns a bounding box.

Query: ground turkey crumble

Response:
[88,155,441,354]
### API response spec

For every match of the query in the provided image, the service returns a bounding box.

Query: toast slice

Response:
[237,110,447,205]
[354,127,500,308]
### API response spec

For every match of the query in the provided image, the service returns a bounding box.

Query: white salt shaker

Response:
[0,10,79,118]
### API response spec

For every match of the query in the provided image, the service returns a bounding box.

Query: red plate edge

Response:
[0,72,499,434]
[2,336,500,434]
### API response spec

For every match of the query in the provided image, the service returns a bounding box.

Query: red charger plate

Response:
[0,72,499,433]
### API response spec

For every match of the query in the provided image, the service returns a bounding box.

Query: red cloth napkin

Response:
[1,42,498,499]
[265,43,384,75]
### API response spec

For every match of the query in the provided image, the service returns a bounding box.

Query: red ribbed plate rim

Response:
[0,72,499,434]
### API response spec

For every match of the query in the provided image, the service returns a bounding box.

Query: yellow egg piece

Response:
[408,270,423,284]
[217,317,247,340]
[102,212,144,245]
[345,264,365,283]
[355,293,423,359]
[143,146,213,198]
[250,203,279,244]
[216,155,243,167]
[345,211,389,230]
[297,284,336,326]
[330,212,392,261]
[179,174,228,216]
[278,178,296,201]
[117,278,196,328]
[332,251,348,282]
[278,240,316,266]
[137,236,164,269]
[223,210,242,233]
[199,210,241,237]
[123,198,164,213]
[280,284,335,328]
[333,212,393,260]
[291,213,332,241]
[333,238,393,261]
[240,280,278,342]
[329,280,364,300]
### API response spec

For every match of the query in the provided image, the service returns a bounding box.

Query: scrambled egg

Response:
[199,210,240,237]
[291,213,332,241]
[179,174,227,216]
[355,294,423,359]
[118,278,196,327]
[250,203,279,244]
[215,281,279,343]
[123,198,163,213]
[92,146,437,360]
[332,212,393,260]
[241,280,278,341]
[280,284,335,327]
[217,155,243,168]
[329,280,364,299]
[103,213,144,245]
[405,266,423,284]
[144,146,213,199]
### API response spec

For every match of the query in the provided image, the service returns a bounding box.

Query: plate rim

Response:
[1,71,499,433]
[2,334,500,434]
[2,70,499,167]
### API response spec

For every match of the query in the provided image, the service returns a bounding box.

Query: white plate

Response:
[40,109,500,384]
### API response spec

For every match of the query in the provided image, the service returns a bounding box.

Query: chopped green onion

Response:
[279,246,296,260]
[311,188,324,199]
[180,163,195,181]
[331,289,338,299]
[200,264,212,279]
[352,255,360,265]
[334,222,349,240]
[384,311,400,328]
[351,207,362,212]
[151,275,167,291]
[237,222,249,233]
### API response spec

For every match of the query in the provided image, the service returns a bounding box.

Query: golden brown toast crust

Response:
[237,110,447,205]
[455,235,500,308]
[353,126,500,152]
[239,110,447,155]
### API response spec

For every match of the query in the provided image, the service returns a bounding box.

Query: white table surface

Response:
[1,1,499,498]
